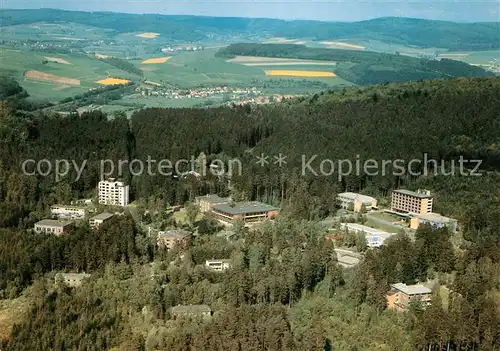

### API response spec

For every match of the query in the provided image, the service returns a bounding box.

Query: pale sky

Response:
[3,0,500,22]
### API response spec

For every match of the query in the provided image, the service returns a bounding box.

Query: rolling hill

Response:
[0,8,498,51]
[218,43,494,85]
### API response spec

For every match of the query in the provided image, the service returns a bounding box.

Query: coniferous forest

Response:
[0,77,499,350]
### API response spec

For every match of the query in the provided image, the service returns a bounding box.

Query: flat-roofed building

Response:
[386,283,432,312]
[410,213,458,232]
[195,194,230,213]
[98,178,129,207]
[89,212,114,229]
[34,219,74,236]
[337,192,377,212]
[340,223,393,248]
[205,259,232,271]
[211,201,279,224]
[168,304,212,319]
[157,229,190,250]
[50,205,86,220]
[55,272,91,288]
[391,189,433,215]
[336,254,360,268]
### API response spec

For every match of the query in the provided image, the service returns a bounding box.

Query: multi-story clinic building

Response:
[50,205,86,220]
[34,219,74,236]
[386,283,432,312]
[391,189,433,215]
[337,192,377,212]
[98,178,129,207]
[211,201,280,224]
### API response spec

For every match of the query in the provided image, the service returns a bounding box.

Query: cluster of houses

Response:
[334,188,460,312]
[335,188,458,248]
[161,45,204,53]
[134,85,262,101]
[195,194,280,225]
[153,194,280,254]
[38,180,445,313]
[33,179,129,235]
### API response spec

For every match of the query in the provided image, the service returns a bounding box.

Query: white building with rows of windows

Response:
[98,179,129,207]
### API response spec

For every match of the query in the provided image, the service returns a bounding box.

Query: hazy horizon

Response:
[3,0,499,23]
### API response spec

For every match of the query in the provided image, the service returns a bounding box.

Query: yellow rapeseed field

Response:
[265,70,336,77]
[141,57,170,64]
[136,32,160,39]
[96,78,131,85]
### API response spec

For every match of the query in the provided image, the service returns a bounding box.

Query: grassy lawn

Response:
[368,212,404,223]
[365,218,403,234]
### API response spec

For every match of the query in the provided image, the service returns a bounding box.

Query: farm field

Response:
[25,70,81,85]
[141,57,170,64]
[227,56,337,66]
[96,78,131,85]
[319,41,365,50]
[438,50,499,65]
[265,70,337,77]
[134,49,351,89]
[263,37,305,44]
[136,32,160,39]
[0,48,139,101]
[0,22,115,42]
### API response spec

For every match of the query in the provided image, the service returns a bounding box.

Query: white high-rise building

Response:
[98,179,129,207]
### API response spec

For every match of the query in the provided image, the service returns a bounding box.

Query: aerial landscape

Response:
[0,1,499,350]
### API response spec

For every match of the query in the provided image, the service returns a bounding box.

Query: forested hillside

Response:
[1,77,499,233]
[218,43,494,85]
[0,77,499,350]
[1,9,498,50]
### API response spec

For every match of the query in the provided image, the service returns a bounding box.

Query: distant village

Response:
[134,84,303,105]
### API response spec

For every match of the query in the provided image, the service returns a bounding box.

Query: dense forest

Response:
[217,43,494,85]
[1,9,498,50]
[0,76,499,350]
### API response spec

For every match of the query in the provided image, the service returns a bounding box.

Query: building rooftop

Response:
[158,229,190,239]
[416,213,456,223]
[56,272,91,280]
[340,223,392,237]
[206,259,232,264]
[51,204,86,209]
[393,189,433,199]
[195,194,230,204]
[391,283,432,295]
[337,192,376,203]
[169,304,211,314]
[337,255,360,266]
[36,219,74,227]
[90,212,114,221]
[212,201,280,215]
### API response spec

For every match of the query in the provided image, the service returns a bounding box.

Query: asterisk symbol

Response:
[256,153,269,167]
[274,153,287,167]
